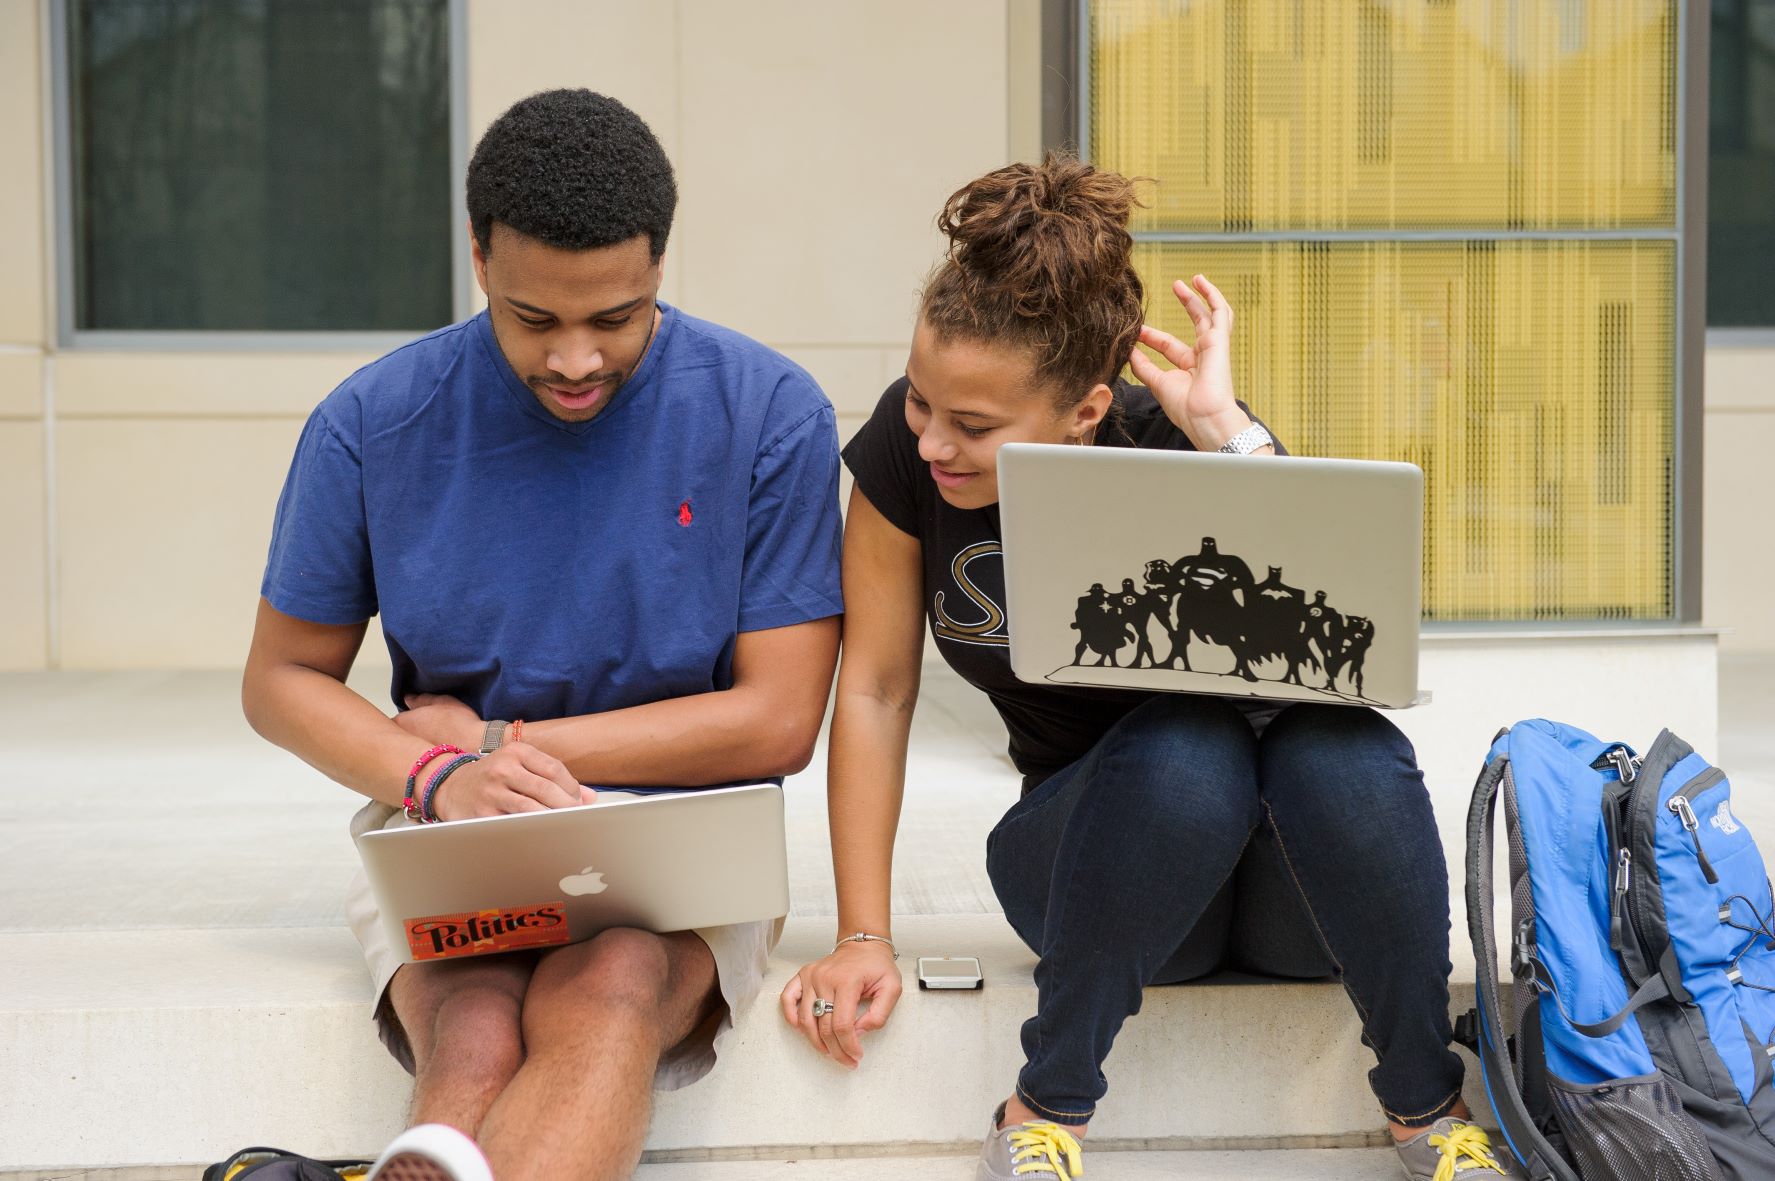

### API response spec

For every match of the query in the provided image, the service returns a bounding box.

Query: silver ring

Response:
[811,998,834,1019]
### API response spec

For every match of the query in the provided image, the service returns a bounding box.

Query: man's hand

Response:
[396,692,484,751]
[428,742,596,821]
[779,939,903,1069]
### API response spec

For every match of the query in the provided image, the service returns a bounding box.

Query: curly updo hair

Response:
[467,89,677,260]
[921,155,1146,406]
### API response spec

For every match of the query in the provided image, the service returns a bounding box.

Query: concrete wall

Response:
[0,0,1764,669]
[1703,346,1775,654]
[0,0,1026,670]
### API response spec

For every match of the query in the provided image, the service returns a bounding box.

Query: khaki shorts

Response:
[344,793,782,1091]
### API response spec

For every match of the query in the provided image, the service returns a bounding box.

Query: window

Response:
[1709,0,1775,328]
[60,0,456,336]
[1083,0,1689,623]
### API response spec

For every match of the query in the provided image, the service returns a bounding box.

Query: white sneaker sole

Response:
[367,1124,493,1181]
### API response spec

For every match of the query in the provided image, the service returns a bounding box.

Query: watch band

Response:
[479,719,509,756]
[1217,422,1274,455]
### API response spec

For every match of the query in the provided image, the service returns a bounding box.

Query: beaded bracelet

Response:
[510,719,524,745]
[421,753,483,823]
[403,744,465,822]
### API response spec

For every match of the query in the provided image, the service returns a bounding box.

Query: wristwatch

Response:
[479,719,509,755]
[1218,422,1274,455]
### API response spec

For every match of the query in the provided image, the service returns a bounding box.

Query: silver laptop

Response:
[357,784,789,965]
[998,444,1423,709]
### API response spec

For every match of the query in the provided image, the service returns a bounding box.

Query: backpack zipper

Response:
[1667,767,1727,885]
[1610,846,1634,951]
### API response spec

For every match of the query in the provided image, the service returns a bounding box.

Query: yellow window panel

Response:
[1091,0,1677,231]
[1132,241,1675,621]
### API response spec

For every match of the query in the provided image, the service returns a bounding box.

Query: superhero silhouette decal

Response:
[1061,537,1378,703]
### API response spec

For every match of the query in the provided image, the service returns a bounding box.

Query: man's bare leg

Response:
[477,927,720,1181]
[388,953,537,1135]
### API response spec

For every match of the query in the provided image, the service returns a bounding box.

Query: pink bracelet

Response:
[403,744,464,821]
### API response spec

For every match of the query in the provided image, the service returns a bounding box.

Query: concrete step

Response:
[0,1146,1408,1180]
[0,914,1486,1172]
[3,637,1744,1174]
[638,1147,1405,1179]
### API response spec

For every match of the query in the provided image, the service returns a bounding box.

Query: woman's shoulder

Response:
[850,376,916,460]
[842,376,927,538]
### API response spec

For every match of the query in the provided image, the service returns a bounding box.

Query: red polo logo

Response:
[678,500,693,527]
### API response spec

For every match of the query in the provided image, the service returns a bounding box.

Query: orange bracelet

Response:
[511,718,524,745]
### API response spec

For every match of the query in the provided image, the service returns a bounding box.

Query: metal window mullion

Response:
[1128,230,1681,243]
[49,0,77,347]
[1075,0,1091,161]
[1676,0,1707,624]
[448,0,472,322]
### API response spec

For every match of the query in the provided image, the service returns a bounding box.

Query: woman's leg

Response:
[1226,817,1338,980]
[1148,874,1237,985]
[1255,703,1465,1130]
[985,694,1261,1126]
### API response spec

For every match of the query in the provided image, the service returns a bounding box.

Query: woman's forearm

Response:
[826,685,919,938]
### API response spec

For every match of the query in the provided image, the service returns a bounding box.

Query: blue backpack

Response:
[1461,721,1775,1181]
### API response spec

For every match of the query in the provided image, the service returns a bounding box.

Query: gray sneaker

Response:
[975,1106,1084,1181]
[1393,1117,1525,1180]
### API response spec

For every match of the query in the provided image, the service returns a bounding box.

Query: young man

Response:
[242,89,843,1181]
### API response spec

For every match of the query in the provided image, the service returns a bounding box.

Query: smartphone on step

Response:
[916,955,984,990]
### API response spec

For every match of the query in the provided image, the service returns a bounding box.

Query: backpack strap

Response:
[1466,749,1583,1181]
[1515,952,1673,1038]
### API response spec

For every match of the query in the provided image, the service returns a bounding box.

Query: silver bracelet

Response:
[833,931,898,959]
[1217,422,1274,455]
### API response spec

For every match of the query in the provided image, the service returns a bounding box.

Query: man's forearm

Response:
[243,661,432,808]
[523,686,819,787]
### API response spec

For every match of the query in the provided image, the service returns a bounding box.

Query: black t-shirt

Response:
[842,378,1287,791]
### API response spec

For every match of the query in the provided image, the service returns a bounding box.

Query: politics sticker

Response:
[405,902,571,961]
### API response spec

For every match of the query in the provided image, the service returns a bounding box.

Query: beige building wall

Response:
[1703,348,1775,654]
[0,0,1766,669]
[2,0,1022,671]
[1,0,47,671]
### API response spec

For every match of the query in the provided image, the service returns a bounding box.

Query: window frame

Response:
[1052,0,1709,626]
[48,0,473,351]
[1706,0,1775,337]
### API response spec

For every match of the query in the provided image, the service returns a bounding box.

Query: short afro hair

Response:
[467,89,677,259]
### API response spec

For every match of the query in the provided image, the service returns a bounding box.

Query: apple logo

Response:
[559,866,609,896]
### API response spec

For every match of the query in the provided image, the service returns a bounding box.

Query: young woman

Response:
[779,157,1520,1181]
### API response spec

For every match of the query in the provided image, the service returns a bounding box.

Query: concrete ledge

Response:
[3,1147,1408,1181]
[0,916,1487,1172]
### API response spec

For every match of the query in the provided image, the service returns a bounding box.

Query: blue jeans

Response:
[984,694,1464,1127]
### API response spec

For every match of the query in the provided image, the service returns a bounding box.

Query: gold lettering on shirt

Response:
[934,541,1009,647]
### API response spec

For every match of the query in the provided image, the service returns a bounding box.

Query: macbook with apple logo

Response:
[355,782,790,964]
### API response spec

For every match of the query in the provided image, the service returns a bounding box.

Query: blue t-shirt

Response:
[262,304,844,726]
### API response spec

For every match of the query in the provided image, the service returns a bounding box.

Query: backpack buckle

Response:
[1511,917,1540,981]
[1452,1008,1482,1052]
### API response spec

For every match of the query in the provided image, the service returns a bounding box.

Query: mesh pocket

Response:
[1549,1073,1720,1181]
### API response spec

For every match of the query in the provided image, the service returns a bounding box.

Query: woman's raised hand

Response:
[1127,275,1250,450]
[779,939,903,1069]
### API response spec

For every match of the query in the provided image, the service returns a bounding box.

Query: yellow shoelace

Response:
[1006,1122,1084,1178]
[1429,1122,1507,1181]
